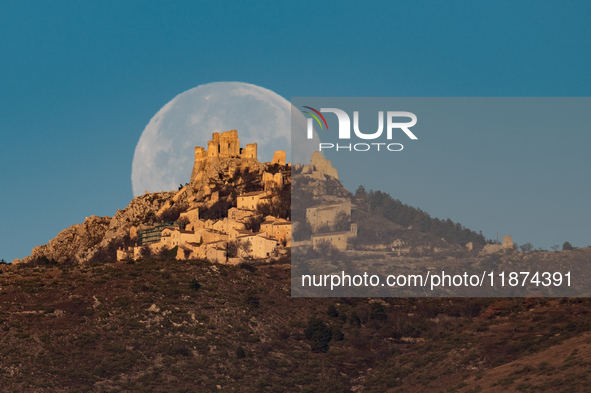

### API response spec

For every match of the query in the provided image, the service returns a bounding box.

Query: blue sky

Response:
[1,1,590,261]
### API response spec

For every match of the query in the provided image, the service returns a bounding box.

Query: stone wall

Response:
[301,151,338,180]
[271,150,286,165]
[241,143,257,159]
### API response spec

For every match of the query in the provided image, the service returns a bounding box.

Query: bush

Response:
[236,346,246,359]
[293,221,312,241]
[562,241,574,251]
[349,310,361,327]
[189,278,201,291]
[244,292,260,309]
[140,246,152,259]
[304,317,332,353]
[327,304,339,318]
[112,296,130,308]
[371,303,387,321]
[331,326,344,341]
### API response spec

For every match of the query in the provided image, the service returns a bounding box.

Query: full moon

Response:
[131,81,318,196]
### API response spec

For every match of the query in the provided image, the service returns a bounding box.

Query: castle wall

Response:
[195,147,207,161]
[219,130,240,157]
[502,235,514,249]
[192,130,259,183]
[241,143,257,159]
[271,150,286,165]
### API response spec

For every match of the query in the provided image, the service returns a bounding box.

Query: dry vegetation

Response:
[0,259,590,392]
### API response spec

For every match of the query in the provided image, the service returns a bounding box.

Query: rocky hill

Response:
[14,154,290,266]
[6,146,591,392]
[14,191,181,266]
[1,257,590,392]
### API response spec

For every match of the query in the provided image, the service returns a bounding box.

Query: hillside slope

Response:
[1,259,590,392]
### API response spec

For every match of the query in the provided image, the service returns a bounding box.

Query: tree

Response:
[244,215,264,233]
[140,245,152,259]
[333,211,351,232]
[189,278,201,291]
[157,245,171,259]
[375,228,388,240]
[370,303,387,321]
[238,239,252,258]
[520,242,533,253]
[355,185,367,199]
[327,304,339,318]
[293,221,312,241]
[551,244,560,251]
[562,241,574,251]
[226,241,239,258]
[304,317,332,353]
[349,310,361,327]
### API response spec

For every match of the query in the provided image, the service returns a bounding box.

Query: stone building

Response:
[262,172,284,190]
[235,234,280,259]
[306,200,352,231]
[193,130,258,162]
[271,150,286,166]
[160,228,196,249]
[179,206,199,223]
[311,223,358,251]
[228,207,255,221]
[260,217,292,245]
[481,235,515,254]
[237,190,270,211]
[300,151,339,180]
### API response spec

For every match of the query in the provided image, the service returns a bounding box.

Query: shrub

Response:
[189,278,201,291]
[371,303,387,321]
[239,262,256,273]
[244,292,260,309]
[304,317,332,353]
[349,310,361,327]
[112,296,130,308]
[236,346,246,359]
[140,246,152,259]
[331,326,344,341]
[327,304,339,318]
[292,221,312,241]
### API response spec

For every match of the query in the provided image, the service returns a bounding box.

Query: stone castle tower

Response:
[191,130,260,182]
[194,130,257,162]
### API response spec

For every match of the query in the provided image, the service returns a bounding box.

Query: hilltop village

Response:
[115,130,356,264]
[14,129,515,267]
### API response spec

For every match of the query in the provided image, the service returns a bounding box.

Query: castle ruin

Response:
[193,130,257,162]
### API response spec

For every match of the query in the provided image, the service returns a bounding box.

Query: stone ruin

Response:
[481,235,515,254]
[299,151,338,180]
[193,130,257,163]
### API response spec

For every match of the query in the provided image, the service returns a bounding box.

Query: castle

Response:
[193,130,258,162]
[117,130,291,264]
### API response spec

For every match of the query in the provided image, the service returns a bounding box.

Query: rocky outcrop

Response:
[88,191,183,259]
[300,151,338,180]
[15,131,290,266]
[188,156,264,204]
[16,191,182,265]
[25,215,111,264]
